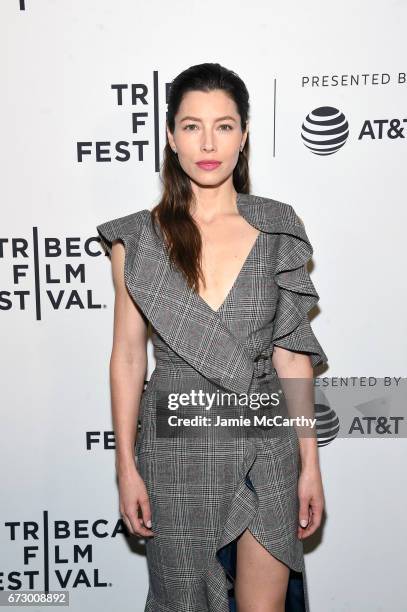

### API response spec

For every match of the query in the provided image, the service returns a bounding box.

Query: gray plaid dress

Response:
[97,193,328,612]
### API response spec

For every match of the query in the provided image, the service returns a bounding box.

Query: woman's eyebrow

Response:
[179,115,237,123]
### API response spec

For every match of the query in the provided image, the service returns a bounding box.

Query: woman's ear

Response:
[242,121,249,147]
[166,124,175,150]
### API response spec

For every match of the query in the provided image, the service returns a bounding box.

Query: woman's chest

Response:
[214,232,280,336]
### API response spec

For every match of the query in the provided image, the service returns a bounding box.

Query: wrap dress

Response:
[96,192,328,612]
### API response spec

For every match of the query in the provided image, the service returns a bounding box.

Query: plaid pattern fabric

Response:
[96,193,328,611]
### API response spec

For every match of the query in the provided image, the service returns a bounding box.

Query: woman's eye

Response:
[182,124,233,131]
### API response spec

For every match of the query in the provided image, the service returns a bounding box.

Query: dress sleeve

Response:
[272,207,328,368]
[96,210,145,258]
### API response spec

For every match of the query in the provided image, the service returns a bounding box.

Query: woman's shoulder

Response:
[96,208,150,257]
[238,193,306,233]
[97,208,150,234]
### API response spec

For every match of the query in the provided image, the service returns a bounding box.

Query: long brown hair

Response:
[150,62,251,292]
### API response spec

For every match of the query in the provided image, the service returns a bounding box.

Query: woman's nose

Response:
[201,129,216,152]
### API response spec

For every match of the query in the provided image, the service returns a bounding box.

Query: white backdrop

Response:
[2,1,406,610]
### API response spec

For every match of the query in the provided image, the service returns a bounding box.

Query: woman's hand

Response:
[297,464,325,540]
[118,464,155,538]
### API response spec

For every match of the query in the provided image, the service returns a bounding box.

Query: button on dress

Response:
[97,193,328,612]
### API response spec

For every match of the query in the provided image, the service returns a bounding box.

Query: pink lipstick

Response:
[196,160,221,171]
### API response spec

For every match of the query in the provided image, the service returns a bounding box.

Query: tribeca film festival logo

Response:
[0,229,105,320]
[301,105,407,155]
[76,75,171,173]
[1,511,128,591]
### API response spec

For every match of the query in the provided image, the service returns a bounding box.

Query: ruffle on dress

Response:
[271,212,328,368]
[96,210,147,258]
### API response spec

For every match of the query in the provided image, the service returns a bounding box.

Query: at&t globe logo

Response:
[301,106,349,155]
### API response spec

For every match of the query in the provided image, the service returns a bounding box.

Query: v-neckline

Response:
[195,200,262,314]
[145,192,263,317]
[198,229,260,314]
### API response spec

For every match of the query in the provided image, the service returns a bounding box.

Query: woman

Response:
[97,63,328,612]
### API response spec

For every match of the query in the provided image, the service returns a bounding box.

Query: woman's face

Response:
[167,89,248,188]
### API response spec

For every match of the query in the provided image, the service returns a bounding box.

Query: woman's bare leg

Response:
[234,528,290,612]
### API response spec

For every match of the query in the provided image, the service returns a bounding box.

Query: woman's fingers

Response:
[119,494,155,537]
[298,501,323,539]
[139,494,153,530]
[121,513,135,536]
[298,494,310,529]
[297,467,325,540]
[118,468,155,538]
[126,506,154,537]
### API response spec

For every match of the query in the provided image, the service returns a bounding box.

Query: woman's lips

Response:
[196,161,221,171]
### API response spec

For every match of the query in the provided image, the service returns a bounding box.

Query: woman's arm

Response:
[272,345,319,469]
[110,240,148,476]
[109,240,155,538]
[272,345,324,539]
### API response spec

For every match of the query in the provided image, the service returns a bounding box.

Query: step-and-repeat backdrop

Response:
[2,1,405,610]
